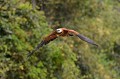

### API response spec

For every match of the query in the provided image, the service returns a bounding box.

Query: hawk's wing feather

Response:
[44,34,57,45]
[27,32,57,57]
[68,30,98,47]
[77,34,98,47]
[27,40,45,57]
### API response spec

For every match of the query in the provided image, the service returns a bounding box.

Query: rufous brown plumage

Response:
[27,28,98,57]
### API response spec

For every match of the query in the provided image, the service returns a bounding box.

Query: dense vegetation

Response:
[0,0,120,79]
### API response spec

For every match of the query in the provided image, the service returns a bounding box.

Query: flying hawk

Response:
[28,28,98,57]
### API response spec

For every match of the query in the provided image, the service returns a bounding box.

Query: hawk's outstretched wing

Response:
[27,31,58,57]
[77,34,98,47]
[68,30,98,47]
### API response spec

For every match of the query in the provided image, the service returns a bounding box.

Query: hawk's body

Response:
[27,28,98,57]
[43,28,79,44]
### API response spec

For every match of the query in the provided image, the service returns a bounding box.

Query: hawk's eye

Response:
[56,29,62,33]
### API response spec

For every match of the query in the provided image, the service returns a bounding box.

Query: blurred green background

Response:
[0,0,120,79]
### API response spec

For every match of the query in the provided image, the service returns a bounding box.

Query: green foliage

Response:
[0,0,48,79]
[0,0,120,79]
